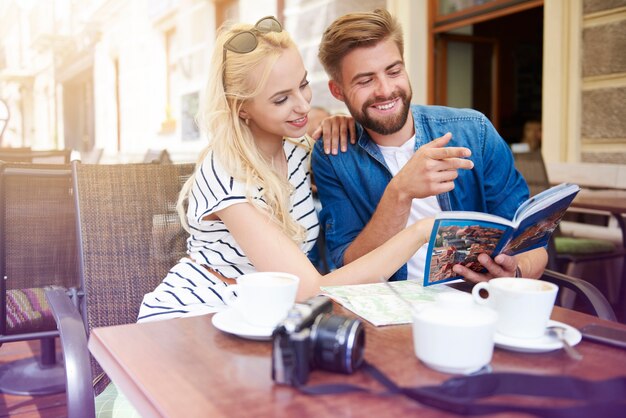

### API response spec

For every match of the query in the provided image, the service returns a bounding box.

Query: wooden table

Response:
[571,188,626,244]
[88,306,626,418]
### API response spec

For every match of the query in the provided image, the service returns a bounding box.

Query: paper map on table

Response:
[320,281,462,327]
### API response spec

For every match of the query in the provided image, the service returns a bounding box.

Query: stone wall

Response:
[581,0,626,164]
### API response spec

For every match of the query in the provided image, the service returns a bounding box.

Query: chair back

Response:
[71,161,193,391]
[143,149,172,164]
[0,147,31,153]
[0,162,79,338]
[79,148,103,164]
[0,149,72,164]
[513,150,551,197]
[541,269,617,321]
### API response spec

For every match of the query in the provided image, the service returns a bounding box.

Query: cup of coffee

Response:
[412,292,498,375]
[224,272,299,329]
[472,277,558,339]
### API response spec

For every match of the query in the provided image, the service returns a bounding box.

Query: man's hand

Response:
[452,253,518,283]
[389,133,474,200]
[311,114,356,155]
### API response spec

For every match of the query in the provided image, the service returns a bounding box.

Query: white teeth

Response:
[375,101,395,110]
[292,117,305,123]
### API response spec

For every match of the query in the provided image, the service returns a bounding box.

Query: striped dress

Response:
[138,138,319,322]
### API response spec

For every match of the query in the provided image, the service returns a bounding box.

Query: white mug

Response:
[224,272,299,329]
[412,292,498,375]
[472,277,558,339]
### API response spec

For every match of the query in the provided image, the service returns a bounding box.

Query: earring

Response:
[245,118,250,126]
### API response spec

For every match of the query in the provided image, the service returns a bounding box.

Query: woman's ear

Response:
[238,107,251,125]
[238,109,250,120]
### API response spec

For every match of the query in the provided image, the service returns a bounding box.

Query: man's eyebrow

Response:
[269,71,308,100]
[350,60,404,84]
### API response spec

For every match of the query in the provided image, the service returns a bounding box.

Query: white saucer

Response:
[211,308,274,341]
[494,320,582,353]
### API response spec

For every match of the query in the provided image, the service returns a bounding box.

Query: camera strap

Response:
[295,361,626,417]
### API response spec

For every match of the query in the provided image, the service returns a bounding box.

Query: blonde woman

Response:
[138,16,433,322]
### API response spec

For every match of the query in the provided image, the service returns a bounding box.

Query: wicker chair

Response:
[0,162,79,395]
[46,161,194,417]
[0,149,72,164]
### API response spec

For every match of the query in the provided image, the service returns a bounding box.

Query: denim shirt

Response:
[311,104,529,281]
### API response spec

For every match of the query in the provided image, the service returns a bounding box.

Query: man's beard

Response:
[345,88,412,135]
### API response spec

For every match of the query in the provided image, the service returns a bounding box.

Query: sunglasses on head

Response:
[222,16,283,85]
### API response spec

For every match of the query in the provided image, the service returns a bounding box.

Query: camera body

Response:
[272,295,365,387]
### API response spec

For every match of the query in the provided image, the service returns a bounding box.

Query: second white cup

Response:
[412,292,498,375]
[224,272,299,329]
[472,277,558,339]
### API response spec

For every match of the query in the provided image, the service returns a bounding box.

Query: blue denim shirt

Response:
[311,105,529,281]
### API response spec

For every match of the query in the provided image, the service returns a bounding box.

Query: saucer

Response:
[494,320,582,353]
[212,308,274,341]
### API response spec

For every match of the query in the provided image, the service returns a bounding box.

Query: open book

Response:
[423,183,580,286]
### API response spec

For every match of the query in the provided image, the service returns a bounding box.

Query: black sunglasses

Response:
[222,16,283,85]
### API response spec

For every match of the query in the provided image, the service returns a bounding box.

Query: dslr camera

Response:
[271,295,365,386]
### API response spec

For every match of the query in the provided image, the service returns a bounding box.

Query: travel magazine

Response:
[423,183,580,286]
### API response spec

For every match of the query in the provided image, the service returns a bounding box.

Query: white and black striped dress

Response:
[138,138,319,322]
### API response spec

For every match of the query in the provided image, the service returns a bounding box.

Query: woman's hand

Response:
[413,217,435,245]
[311,114,356,155]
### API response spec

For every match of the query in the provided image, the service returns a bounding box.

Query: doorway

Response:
[430,2,544,144]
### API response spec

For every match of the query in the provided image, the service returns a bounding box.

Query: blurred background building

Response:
[0,0,624,165]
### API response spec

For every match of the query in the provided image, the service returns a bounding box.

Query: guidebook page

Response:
[425,219,510,285]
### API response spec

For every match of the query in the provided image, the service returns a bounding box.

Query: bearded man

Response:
[311,8,547,283]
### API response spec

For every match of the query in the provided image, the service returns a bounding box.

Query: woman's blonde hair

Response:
[177,20,310,243]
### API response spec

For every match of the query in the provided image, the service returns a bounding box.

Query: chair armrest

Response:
[46,287,95,418]
[541,269,617,322]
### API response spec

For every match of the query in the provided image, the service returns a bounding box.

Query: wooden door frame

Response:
[434,33,500,129]
[427,0,544,104]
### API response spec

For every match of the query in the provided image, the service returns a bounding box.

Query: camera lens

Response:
[310,314,365,374]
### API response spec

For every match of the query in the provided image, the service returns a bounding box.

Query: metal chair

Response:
[541,269,617,321]
[0,162,79,395]
[450,269,616,321]
[46,161,194,417]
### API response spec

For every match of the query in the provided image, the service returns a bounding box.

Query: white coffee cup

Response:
[472,277,558,339]
[224,272,299,329]
[412,292,498,375]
